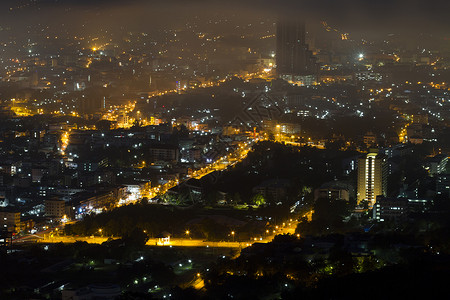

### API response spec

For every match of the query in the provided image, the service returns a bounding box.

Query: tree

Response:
[233,192,243,204]
[95,119,113,131]
[358,200,370,210]
[122,228,149,248]
[296,198,352,235]
[132,119,142,128]
[205,190,221,205]
[313,198,350,223]
[251,194,266,206]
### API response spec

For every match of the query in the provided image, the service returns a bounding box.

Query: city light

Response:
[1,3,448,297]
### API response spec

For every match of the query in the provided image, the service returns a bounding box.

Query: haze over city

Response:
[0,0,449,299]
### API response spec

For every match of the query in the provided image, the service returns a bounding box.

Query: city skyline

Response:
[0,1,449,299]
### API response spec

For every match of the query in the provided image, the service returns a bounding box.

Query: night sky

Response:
[1,0,450,33]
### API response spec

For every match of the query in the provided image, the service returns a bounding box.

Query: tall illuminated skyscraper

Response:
[276,20,318,85]
[357,150,388,207]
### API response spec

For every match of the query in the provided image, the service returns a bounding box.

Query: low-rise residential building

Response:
[0,210,21,232]
[45,199,66,219]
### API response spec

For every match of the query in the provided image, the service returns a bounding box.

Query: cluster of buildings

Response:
[311,145,448,223]
[0,112,258,234]
[0,14,448,237]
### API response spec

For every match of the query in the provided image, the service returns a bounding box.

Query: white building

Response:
[357,150,388,207]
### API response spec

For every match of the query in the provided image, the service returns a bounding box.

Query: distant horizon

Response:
[1,0,449,35]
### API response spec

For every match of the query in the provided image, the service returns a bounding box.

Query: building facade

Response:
[45,199,66,219]
[276,20,318,85]
[0,211,21,233]
[314,187,350,201]
[357,151,388,207]
[373,197,408,222]
[424,154,448,177]
[437,174,450,198]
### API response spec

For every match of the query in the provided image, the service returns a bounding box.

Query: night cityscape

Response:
[1,0,450,299]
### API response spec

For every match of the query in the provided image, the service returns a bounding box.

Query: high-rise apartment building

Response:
[276,20,318,85]
[357,151,388,207]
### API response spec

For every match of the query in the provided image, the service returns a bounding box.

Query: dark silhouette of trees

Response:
[296,198,352,236]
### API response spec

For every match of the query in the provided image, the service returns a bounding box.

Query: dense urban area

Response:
[1,0,450,299]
